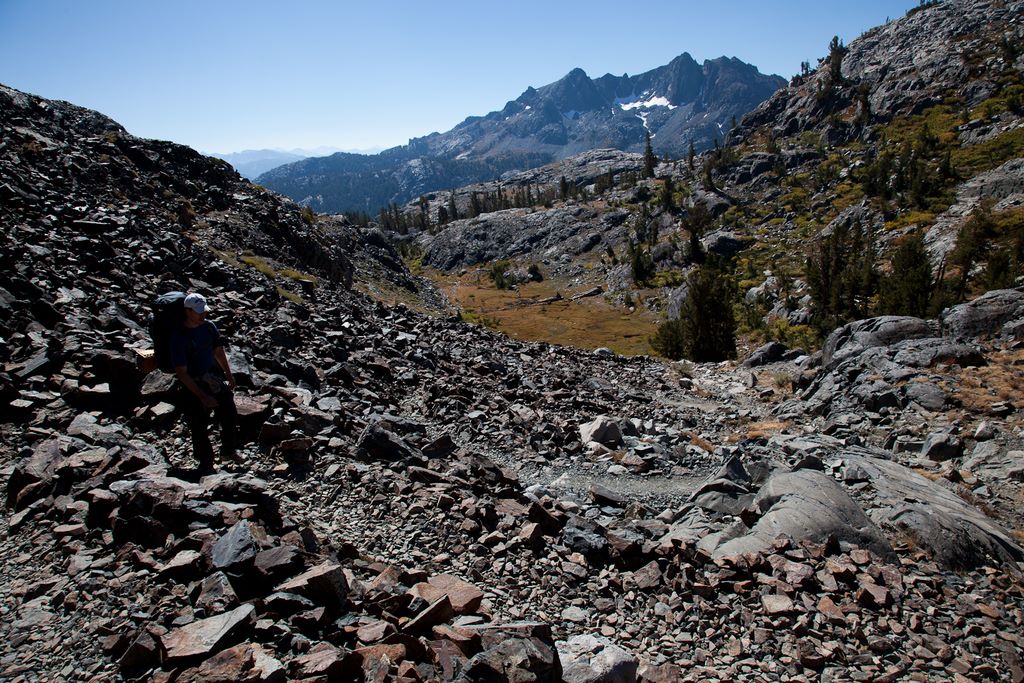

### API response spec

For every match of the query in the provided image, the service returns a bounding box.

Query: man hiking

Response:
[171,292,238,473]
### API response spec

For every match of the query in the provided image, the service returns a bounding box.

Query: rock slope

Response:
[4,10,1024,681]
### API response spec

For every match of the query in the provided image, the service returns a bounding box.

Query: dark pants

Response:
[178,384,238,470]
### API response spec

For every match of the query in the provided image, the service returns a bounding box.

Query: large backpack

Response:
[150,291,186,372]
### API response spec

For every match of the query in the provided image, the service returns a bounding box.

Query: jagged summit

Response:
[258,52,784,214]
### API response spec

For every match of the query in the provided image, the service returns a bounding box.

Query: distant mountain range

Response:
[258,52,786,214]
[210,146,382,180]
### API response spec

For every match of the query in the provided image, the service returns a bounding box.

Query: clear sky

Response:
[0,1,920,154]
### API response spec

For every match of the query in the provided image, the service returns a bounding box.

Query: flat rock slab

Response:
[837,451,1024,568]
[426,574,485,614]
[707,468,892,560]
[161,604,255,661]
[275,561,348,609]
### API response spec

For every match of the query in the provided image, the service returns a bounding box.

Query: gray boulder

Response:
[822,316,933,369]
[707,468,892,560]
[903,381,947,411]
[580,416,624,447]
[921,428,964,461]
[741,341,789,368]
[962,443,1024,481]
[940,288,1024,340]
[558,634,638,683]
[701,230,752,257]
[837,452,1023,568]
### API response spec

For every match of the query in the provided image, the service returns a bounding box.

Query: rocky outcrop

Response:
[924,158,1024,266]
[418,204,617,270]
[738,0,1024,139]
[940,287,1024,339]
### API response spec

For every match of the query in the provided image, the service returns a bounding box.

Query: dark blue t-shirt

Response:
[170,321,224,377]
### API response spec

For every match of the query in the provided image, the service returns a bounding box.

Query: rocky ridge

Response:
[257,53,784,214]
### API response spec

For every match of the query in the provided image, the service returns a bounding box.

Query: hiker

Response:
[171,292,238,472]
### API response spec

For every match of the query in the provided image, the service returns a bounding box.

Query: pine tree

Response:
[448,191,458,221]
[687,140,696,171]
[950,202,995,300]
[806,220,878,331]
[827,36,847,85]
[660,176,676,211]
[650,259,736,361]
[630,240,655,285]
[878,235,933,316]
[642,131,657,179]
[684,202,710,264]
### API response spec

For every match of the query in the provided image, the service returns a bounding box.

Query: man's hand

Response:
[225,375,236,392]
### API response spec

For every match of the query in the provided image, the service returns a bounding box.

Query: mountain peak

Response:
[260,52,785,213]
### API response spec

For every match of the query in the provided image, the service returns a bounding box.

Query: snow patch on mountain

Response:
[616,92,677,111]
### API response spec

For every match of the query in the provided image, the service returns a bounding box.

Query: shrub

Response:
[489,260,513,290]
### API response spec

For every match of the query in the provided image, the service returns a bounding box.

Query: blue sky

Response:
[0,1,919,154]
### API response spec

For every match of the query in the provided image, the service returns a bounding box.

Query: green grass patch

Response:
[885,210,937,231]
[459,309,500,329]
[239,253,277,277]
[952,127,1024,177]
[279,268,318,284]
[651,269,685,288]
[276,286,305,305]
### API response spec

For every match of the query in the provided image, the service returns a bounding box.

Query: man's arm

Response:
[213,346,235,391]
[176,366,218,408]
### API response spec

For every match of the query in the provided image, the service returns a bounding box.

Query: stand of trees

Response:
[650,257,736,362]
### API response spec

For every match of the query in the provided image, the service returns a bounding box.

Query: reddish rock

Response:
[630,560,662,590]
[275,561,348,610]
[293,643,345,679]
[404,597,455,635]
[356,619,395,644]
[175,642,285,682]
[160,604,255,662]
[761,594,795,615]
[856,582,891,608]
[426,574,484,614]
[817,596,846,624]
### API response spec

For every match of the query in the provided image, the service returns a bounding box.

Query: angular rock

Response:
[275,561,348,610]
[558,634,638,683]
[160,604,256,662]
[580,416,624,447]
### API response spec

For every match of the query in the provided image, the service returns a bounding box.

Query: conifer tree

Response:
[660,176,676,211]
[448,191,458,221]
[827,36,847,85]
[642,131,657,179]
[684,202,710,264]
[650,258,736,362]
[878,235,933,316]
[806,220,878,331]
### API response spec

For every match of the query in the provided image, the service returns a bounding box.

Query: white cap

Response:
[183,293,208,314]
